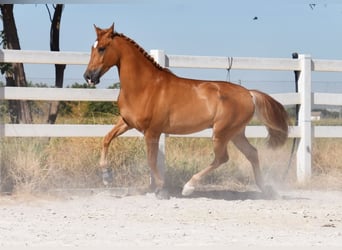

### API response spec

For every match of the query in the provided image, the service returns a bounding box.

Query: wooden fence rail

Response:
[1,49,342,183]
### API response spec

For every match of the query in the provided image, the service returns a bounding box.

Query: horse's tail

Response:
[250,90,290,148]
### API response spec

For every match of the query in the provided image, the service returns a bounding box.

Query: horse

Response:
[84,23,289,199]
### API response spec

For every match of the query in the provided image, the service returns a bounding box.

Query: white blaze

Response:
[93,40,98,49]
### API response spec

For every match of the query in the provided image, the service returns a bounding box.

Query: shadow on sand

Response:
[48,186,310,201]
[171,189,273,200]
[169,187,310,201]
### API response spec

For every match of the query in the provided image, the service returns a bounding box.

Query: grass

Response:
[0,137,149,193]
[1,134,342,195]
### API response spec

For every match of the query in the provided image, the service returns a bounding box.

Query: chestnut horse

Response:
[84,24,289,199]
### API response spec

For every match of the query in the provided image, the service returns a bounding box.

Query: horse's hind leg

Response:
[100,117,130,186]
[232,131,280,198]
[231,132,266,191]
[182,135,230,196]
[232,132,279,198]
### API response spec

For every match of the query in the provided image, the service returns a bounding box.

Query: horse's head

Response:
[83,23,118,86]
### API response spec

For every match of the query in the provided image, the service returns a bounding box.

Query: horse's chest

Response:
[119,104,151,132]
[118,90,163,132]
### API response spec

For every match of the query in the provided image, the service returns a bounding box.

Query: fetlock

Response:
[102,167,113,186]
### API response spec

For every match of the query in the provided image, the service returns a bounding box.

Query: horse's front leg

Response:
[100,117,130,186]
[144,131,170,200]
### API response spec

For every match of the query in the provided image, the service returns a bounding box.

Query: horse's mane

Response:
[114,32,171,73]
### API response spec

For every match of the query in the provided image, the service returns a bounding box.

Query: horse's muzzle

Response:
[83,69,101,86]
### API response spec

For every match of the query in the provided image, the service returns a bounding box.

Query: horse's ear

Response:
[109,23,115,38]
[94,24,101,37]
[110,22,115,33]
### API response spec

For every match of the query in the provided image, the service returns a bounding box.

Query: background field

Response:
[1,134,342,195]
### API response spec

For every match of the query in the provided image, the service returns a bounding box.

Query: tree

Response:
[46,4,65,124]
[0,4,32,123]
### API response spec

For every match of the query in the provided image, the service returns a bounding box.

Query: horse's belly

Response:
[164,126,211,135]
[164,116,212,135]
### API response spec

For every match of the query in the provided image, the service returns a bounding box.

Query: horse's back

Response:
[156,76,255,134]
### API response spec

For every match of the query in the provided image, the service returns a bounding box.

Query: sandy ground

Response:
[0,188,341,247]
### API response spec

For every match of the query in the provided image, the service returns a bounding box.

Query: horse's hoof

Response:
[155,188,170,200]
[262,185,279,199]
[102,168,113,186]
[182,183,195,196]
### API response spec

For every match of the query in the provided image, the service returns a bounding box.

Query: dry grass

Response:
[310,138,342,190]
[1,134,342,195]
[0,137,149,193]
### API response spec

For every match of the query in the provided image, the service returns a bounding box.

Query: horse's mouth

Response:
[83,70,101,86]
[86,78,97,87]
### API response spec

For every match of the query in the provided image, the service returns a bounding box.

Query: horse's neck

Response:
[116,38,159,91]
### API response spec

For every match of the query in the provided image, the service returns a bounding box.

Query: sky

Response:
[1,0,342,93]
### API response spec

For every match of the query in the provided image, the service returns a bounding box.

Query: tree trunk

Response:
[47,4,65,124]
[1,4,32,124]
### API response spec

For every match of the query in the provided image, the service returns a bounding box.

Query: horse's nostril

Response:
[83,68,102,85]
[83,72,90,82]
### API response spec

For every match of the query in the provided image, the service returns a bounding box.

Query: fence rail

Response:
[1,49,342,183]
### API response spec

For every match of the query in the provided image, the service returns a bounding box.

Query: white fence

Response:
[1,49,342,183]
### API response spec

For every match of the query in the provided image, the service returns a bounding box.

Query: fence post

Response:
[296,54,312,182]
[149,50,167,187]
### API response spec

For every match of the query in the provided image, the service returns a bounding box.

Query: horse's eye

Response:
[98,47,105,53]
